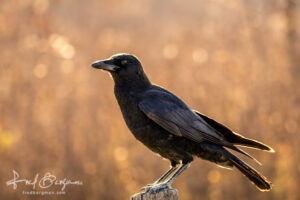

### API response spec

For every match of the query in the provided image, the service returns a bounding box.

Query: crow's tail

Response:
[224,150,272,191]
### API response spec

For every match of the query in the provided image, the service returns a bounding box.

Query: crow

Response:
[91,53,274,192]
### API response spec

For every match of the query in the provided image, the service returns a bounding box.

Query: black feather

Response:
[194,110,274,152]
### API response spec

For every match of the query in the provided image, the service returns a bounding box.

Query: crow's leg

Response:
[143,157,193,192]
[154,161,180,184]
[142,163,191,192]
[141,161,179,191]
[164,163,190,186]
[162,156,193,187]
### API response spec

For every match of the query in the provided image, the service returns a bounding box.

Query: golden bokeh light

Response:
[114,146,128,163]
[163,44,179,60]
[207,170,221,184]
[0,128,14,152]
[33,63,48,78]
[193,48,208,64]
[49,34,76,59]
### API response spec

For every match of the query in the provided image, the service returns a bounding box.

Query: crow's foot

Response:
[141,182,172,193]
[140,183,157,191]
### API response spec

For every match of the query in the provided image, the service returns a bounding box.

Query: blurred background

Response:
[0,0,299,199]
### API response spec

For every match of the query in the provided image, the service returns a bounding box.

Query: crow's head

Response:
[91,53,143,75]
[91,53,151,88]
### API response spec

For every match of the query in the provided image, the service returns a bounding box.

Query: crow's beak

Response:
[91,59,120,71]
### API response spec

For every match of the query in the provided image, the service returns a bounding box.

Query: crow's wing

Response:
[138,86,266,164]
[194,110,274,152]
[138,87,227,145]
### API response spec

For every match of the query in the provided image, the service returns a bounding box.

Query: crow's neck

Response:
[113,73,151,93]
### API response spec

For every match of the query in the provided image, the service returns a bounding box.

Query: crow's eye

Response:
[121,60,128,65]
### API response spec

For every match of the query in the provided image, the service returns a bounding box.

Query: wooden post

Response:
[130,187,179,200]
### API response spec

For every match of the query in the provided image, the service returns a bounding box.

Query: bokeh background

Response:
[0,0,299,199]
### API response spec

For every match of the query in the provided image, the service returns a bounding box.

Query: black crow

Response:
[91,53,274,191]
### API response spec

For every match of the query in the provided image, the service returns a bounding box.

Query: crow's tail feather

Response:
[224,150,272,191]
[232,134,275,152]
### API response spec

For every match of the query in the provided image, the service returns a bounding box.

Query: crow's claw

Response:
[140,184,155,191]
[141,183,171,193]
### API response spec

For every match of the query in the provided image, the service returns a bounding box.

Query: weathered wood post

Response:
[130,187,179,200]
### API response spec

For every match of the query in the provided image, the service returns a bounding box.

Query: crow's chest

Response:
[115,91,148,130]
[114,91,169,144]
